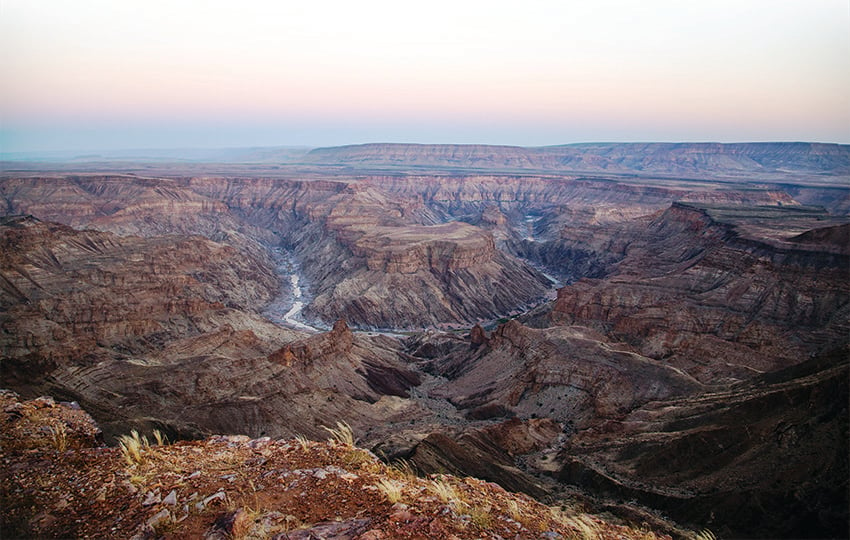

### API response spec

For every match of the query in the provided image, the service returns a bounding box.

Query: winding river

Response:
[262,240,562,335]
[263,248,324,333]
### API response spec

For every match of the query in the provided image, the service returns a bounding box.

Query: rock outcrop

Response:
[550,203,850,383]
[557,350,849,539]
[426,320,701,428]
[0,391,678,540]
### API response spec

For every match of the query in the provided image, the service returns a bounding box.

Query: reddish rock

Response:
[469,324,487,347]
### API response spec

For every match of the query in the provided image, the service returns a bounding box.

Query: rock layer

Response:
[425,320,701,428]
[558,350,849,539]
[306,142,850,179]
[550,203,850,382]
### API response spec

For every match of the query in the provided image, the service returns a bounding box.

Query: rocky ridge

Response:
[549,203,850,382]
[558,350,849,539]
[1,391,681,539]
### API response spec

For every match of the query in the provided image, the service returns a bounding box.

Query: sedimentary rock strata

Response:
[425,320,701,428]
[550,203,850,382]
[558,351,849,539]
[1,143,848,538]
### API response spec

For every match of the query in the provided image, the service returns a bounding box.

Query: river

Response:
[263,247,324,333]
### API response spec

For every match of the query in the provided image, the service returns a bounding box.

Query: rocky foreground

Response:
[0,391,686,539]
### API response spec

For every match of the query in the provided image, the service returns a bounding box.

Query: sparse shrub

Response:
[47,423,68,452]
[152,429,168,446]
[375,478,405,503]
[118,430,149,466]
[428,479,459,504]
[469,504,493,528]
[322,421,355,446]
[294,434,310,451]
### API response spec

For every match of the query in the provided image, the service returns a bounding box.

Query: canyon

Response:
[1,142,848,538]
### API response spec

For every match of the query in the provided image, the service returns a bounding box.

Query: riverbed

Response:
[262,247,324,333]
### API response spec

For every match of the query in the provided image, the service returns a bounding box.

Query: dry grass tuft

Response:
[429,478,460,504]
[344,448,377,470]
[469,503,493,528]
[117,430,149,466]
[323,421,355,446]
[551,507,602,540]
[389,458,418,479]
[506,498,522,522]
[294,434,310,451]
[375,478,405,504]
[152,429,168,446]
[47,423,68,452]
[694,530,717,540]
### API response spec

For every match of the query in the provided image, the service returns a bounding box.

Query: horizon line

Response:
[3,139,850,159]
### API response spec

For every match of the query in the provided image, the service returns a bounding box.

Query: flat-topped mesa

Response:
[2,176,233,236]
[353,222,496,274]
[306,142,850,178]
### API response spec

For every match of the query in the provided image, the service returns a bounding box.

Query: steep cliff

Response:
[558,350,849,538]
[550,203,850,382]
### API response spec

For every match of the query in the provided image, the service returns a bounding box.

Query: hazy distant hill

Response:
[6,142,849,183]
[304,142,850,179]
[0,146,312,163]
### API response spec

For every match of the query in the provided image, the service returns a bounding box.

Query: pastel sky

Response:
[1,0,848,152]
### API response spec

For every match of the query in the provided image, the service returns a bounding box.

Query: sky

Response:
[1,0,848,152]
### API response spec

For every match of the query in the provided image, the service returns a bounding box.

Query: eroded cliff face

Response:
[557,350,849,539]
[0,216,281,371]
[1,175,238,237]
[423,320,700,429]
[550,203,850,383]
[0,217,425,442]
